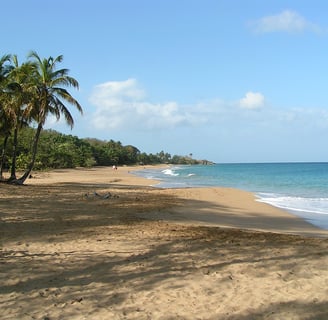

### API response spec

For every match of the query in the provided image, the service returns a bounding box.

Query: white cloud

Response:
[250,10,321,34]
[90,78,145,107]
[89,79,204,131]
[88,79,328,142]
[239,92,265,110]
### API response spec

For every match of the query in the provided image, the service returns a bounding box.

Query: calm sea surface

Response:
[133,163,328,230]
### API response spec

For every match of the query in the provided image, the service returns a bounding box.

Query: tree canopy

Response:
[0,127,205,172]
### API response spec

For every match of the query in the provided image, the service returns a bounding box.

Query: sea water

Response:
[133,163,328,230]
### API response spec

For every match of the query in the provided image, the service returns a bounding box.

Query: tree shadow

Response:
[2,223,328,318]
[220,300,328,320]
[0,182,181,242]
[1,182,328,319]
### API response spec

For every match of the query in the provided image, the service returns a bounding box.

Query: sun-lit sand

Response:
[1,166,328,319]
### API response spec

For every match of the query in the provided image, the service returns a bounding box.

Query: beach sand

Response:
[1,166,328,320]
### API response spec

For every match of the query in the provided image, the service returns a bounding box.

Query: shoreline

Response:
[128,166,328,237]
[24,165,328,237]
[2,166,328,319]
[131,166,328,237]
[133,163,328,232]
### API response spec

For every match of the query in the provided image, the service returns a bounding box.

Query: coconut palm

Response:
[0,54,12,84]
[0,108,14,180]
[15,51,83,184]
[0,55,13,134]
[0,54,14,179]
[2,56,35,181]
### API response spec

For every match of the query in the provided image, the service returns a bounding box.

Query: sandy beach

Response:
[1,166,328,320]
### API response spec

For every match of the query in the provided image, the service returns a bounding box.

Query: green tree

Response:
[121,145,140,164]
[0,54,13,178]
[5,56,35,180]
[15,51,83,184]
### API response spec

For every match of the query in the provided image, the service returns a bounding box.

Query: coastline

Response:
[1,165,328,319]
[134,163,328,232]
[22,164,328,237]
[128,165,328,237]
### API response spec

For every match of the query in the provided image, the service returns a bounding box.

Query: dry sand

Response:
[1,166,328,320]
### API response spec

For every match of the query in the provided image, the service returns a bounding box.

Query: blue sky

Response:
[2,0,328,162]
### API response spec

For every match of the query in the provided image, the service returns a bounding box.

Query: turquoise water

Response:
[134,163,328,230]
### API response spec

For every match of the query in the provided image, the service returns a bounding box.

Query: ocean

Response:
[133,162,328,230]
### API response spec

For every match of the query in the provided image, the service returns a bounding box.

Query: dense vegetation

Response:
[0,127,205,173]
[1,52,210,183]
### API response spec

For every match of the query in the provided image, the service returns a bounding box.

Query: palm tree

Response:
[15,51,83,184]
[0,54,12,84]
[0,108,14,180]
[0,54,14,179]
[3,56,35,181]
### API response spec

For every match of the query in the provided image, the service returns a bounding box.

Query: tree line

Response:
[0,127,203,173]
[1,52,209,183]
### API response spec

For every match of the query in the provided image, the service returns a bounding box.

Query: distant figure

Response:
[112,165,117,170]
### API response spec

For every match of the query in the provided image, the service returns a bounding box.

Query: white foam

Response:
[161,169,179,176]
[256,193,328,215]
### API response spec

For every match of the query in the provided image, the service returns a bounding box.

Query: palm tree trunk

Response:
[16,123,42,184]
[8,126,18,181]
[0,134,9,180]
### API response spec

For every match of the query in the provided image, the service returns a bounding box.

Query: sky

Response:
[2,0,328,163]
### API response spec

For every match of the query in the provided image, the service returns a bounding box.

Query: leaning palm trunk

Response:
[16,123,42,184]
